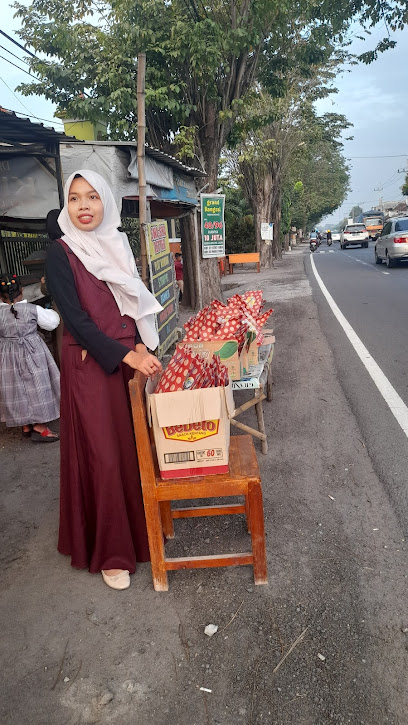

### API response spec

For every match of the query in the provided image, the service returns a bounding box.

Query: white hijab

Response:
[58,169,162,350]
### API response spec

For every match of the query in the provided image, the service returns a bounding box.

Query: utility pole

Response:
[137,52,148,286]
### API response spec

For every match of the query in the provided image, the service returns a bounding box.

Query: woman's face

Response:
[68,177,104,231]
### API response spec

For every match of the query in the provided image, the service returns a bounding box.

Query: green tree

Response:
[350,205,363,219]
[14,0,408,299]
[288,114,351,232]
[402,174,408,196]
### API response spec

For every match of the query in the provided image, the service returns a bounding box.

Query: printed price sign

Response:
[146,220,179,357]
[201,194,225,258]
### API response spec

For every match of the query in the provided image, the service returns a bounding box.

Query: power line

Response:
[0,28,36,59]
[0,49,92,100]
[0,43,31,67]
[0,54,33,77]
[347,154,408,159]
[0,75,38,117]
[0,80,63,126]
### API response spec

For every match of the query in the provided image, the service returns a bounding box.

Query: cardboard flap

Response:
[145,375,160,426]
[153,387,223,427]
[224,382,236,419]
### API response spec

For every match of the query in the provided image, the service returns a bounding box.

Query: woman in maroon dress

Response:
[46,170,162,590]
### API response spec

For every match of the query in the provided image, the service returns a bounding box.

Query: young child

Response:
[174,252,184,302]
[0,273,60,441]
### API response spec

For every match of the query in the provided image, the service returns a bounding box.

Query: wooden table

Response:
[231,342,274,454]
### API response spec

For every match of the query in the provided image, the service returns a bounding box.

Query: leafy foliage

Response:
[223,185,255,255]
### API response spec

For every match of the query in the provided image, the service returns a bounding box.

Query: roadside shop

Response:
[0,109,72,286]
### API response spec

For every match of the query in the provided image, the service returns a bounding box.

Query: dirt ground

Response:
[1,247,407,725]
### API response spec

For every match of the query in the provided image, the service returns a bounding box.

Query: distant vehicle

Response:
[374,217,408,267]
[363,215,383,240]
[332,232,341,242]
[340,223,369,249]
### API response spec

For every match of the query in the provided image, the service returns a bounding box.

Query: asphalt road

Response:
[306,241,408,530]
[2,249,407,724]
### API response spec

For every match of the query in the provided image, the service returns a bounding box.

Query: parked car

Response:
[374,217,408,267]
[340,223,369,249]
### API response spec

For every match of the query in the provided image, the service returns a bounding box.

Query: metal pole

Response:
[55,144,65,208]
[137,52,148,285]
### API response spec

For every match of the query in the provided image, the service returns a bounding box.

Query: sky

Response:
[1,4,408,229]
[316,25,408,227]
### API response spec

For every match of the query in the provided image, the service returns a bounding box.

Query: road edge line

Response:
[310,253,408,437]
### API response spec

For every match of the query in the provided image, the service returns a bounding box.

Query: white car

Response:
[375,217,408,267]
[340,223,369,249]
[332,232,341,242]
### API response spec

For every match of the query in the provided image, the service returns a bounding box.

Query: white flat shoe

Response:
[101,569,130,590]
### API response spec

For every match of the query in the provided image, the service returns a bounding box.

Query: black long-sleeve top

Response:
[45,241,142,374]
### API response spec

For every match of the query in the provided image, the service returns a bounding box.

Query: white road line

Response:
[310,254,408,437]
[340,251,389,275]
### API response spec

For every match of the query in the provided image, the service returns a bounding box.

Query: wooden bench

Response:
[228,252,260,273]
[129,371,268,591]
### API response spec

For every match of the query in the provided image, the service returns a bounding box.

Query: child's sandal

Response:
[31,427,59,443]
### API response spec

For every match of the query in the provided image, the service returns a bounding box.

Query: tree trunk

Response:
[180,212,199,310]
[271,172,282,259]
[272,203,282,259]
[254,202,273,268]
[195,105,224,306]
[251,173,274,268]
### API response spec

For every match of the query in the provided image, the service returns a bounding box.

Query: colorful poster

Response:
[201,194,225,258]
[146,220,179,358]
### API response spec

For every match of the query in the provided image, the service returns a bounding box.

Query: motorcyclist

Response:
[326,229,332,242]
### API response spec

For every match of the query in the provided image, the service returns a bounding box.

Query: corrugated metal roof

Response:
[0,108,77,146]
[61,139,207,178]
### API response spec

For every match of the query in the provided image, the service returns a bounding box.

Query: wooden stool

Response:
[129,371,268,592]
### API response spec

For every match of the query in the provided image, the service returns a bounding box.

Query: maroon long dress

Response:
[54,240,150,573]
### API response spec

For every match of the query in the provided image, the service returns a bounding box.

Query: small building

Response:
[0,108,74,280]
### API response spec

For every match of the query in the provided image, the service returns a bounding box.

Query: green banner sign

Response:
[201,194,225,258]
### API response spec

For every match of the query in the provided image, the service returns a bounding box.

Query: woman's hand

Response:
[123,346,162,377]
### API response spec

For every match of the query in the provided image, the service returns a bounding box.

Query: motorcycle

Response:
[310,240,318,253]
[327,237,332,246]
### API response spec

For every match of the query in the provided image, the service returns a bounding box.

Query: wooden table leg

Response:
[160,501,175,539]
[255,389,268,455]
[267,363,273,402]
[248,479,268,585]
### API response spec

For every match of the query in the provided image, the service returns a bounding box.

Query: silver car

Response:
[340,223,369,249]
[375,217,408,268]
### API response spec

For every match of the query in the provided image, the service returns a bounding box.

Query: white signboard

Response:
[261,223,274,241]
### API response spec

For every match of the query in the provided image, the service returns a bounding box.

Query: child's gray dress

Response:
[0,302,60,427]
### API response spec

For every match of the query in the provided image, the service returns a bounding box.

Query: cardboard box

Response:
[177,340,243,380]
[146,379,236,479]
[240,328,275,378]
